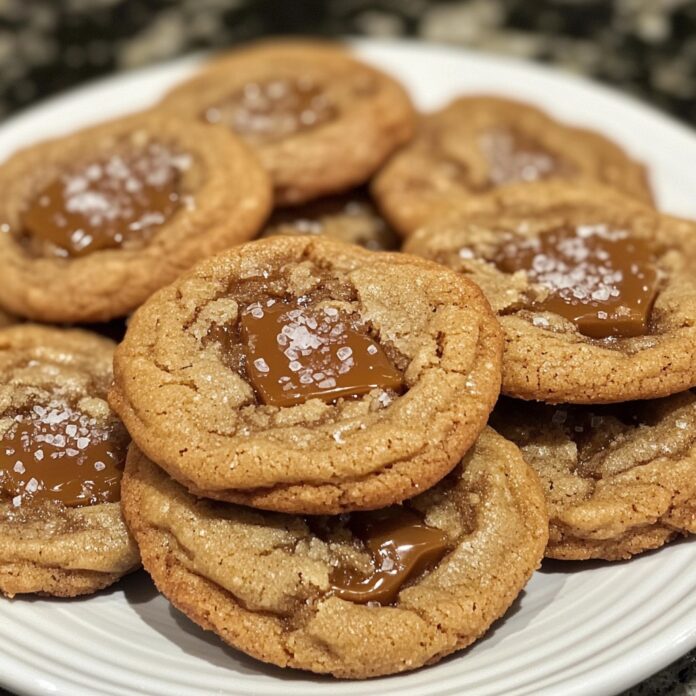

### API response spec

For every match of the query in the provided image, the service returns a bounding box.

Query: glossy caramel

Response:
[494,224,659,339]
[20,143,184,257]
[0,403,126,508]
[239,300,402,407]
[331,508,449,605]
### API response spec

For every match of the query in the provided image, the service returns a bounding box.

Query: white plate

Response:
[1,39,695,696]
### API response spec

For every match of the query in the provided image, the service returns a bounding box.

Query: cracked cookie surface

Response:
[405,183,696,403]
[121,428,548,678]
[0,110,271,323]
[372,96,653,236]
[493,393,696,560]
[159,39,416,206]
[0,325,139,597]
[110,236,503,514]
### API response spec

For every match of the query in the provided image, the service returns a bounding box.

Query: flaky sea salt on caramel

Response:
[479,128,565,186]
[494,224,659,339]
[0,402,126,508]
[20,142,190,257]
[239,300,402,407]
[204,77,336,144]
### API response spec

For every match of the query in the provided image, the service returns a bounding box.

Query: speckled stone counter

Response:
[0,1,694,694]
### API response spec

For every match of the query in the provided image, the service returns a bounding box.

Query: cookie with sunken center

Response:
[405,182,696,403]
[372,95,653,236]
[159,39,416,206]
[121,428,548,678]
[260,188,399,251]
[0,325,139,597]
[109,236,503,514]
[492,393,696,561]
[0,110,271,324]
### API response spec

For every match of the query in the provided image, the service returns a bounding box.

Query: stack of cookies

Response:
[405,185,696,561]
[0,38,694,681]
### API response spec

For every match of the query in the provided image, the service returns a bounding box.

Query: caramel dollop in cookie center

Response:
[478,128,566,186]
[494,224,659,338]
[331,508,450,605]
[0,402,126,508]
[20,143,189,257]
[239,300,403,407]
[204,78,337,144]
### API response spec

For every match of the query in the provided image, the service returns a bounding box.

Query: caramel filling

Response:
[478,128,564,186]
[494,224,659,338]
[204,78,336,144]
[239,300,403,407]
[20,143,188,257]
[331,508,449,605]
[0,403,127,508]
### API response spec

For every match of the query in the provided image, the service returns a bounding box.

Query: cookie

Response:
[493,393,696,561]
[373,96,653,236]
[0,325,139,597]
[159,39,416,206]
[121,428,547,678]
[405,183,696,403]
[0,308,16,328]
[110,236,502,514]
[261,188,398,250]
[0,110,271,323]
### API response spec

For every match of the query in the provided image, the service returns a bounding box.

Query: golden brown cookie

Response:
[0,325,139,597]
[261,189,398,250]
[492,394,696,561]
[159,39,416,206]
[0,111,271,324]
[405,183,696,403]
[121,428,548,678]
[110,236,502,514]
[373,96,653,236]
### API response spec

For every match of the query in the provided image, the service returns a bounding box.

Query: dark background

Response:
[0,1,694,695]
[0,0,695,125]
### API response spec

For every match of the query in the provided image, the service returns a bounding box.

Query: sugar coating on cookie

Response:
[261,189,399,250]
[160,40,416,205]
[493,393,696,560]
[0,111,271,323]
[121,428,548,678]
[372,95,653,236]
[110,236,503,514]
[405,182,696,403]
[0,325,139,598]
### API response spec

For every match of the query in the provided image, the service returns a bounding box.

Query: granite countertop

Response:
[0,1,694,694]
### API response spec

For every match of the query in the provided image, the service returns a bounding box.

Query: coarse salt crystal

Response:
[254,358,270,373]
